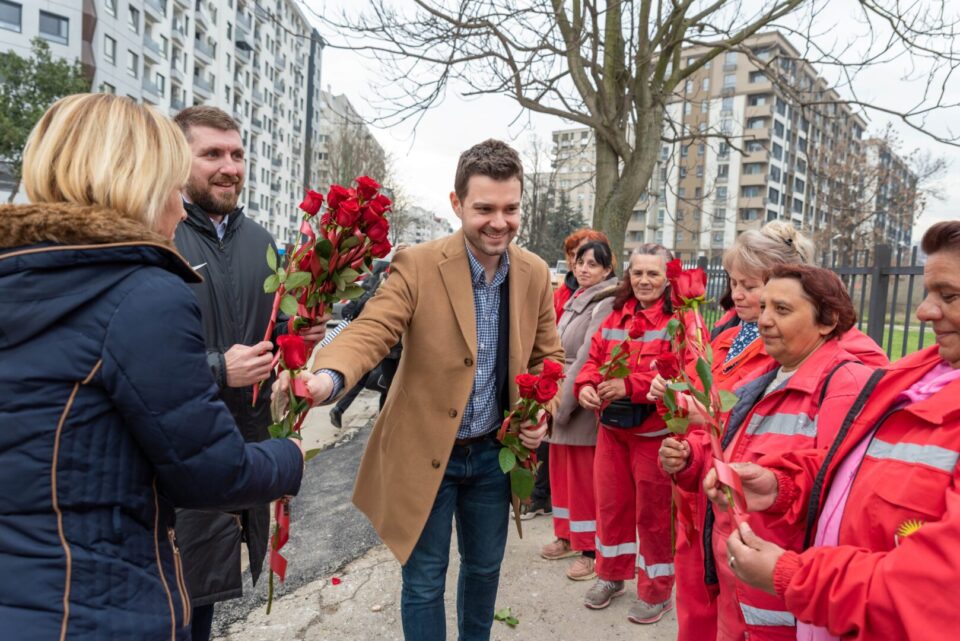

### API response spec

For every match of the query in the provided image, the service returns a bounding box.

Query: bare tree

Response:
[381,152,416,245]
[306,0,960,257]
[322,117,388,189]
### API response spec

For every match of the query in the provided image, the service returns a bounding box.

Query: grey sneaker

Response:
[583,579,625,610]
[627,599,673,624]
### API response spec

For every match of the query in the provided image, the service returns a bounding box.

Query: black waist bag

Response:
[600,397,653,428]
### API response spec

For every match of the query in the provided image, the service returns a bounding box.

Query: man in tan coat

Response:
[287,139,563,640]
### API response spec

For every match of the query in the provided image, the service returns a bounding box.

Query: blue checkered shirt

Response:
[458,247,510,439]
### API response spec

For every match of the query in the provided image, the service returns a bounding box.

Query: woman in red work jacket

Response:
[718,221,960,641]
[661,264,878,641]
[651,223,886,641]
[574,243,693,625]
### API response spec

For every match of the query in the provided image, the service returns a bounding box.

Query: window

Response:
[697,143,705,157]
[793,198,803,214]
[745,140,764,153]
[776,97,787,115]
[769,165,781,182]
[797,137,807,153]
[748,94,768,106]
[155,72,166,94]
[681,145,689,157]
[702,78,710,91]
[679,167,687,178]
[749,70,766,83]
[740,208,760,221]
[771,142,783,160]
[723,73,736,88]
[127,50,139,78]
[100,82,115,94]
[713,231,725,244]
[714,208,726,222]
[128,5,140,33]
[105,0,117,15]
[101,34,116,64]
[724,51,737,65]
[717,164,729,178]
[747,117,766,129]
[743,162,763,175]
[39,10,68,44]
[766,209,778,222]
[685,79,693,93]
[796,158,807,174]
[768,187,780,204]
[795,177,805,193]
[718,142,730,158]
[742,185,761,198]
[696,164,703,177]
[0,0,21,32]
[684,102,692,115]
[721,96,733,112]
[773,120,785,138]
[701,100,709,112]
[716,186,728,200]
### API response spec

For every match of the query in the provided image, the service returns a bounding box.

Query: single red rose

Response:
[666,258,683,281]
[533,377,559,404]
[540,359,564,383]
[373,193,392,210]
[334,199,362,227]
[628,313,649,339]
[366,218,390,243]
[355,176,381,201]
[319,211,333,228]
[360,207,383,230]
[371,239,391,258]
[277,334,309,370]
[516,373,539,399]
[671,268,707,306]
[655,350,682,380]
[298,189,324,216]
[327,184,354,209]
[365,199,386,217]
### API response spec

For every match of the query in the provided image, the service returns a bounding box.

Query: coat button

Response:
[464,357,474,366]
[448,409,458,418]
[431,459,441,469]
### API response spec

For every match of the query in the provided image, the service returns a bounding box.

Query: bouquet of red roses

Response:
[656,260,747,522]
[497,359,564,536]
[261,176,392,612]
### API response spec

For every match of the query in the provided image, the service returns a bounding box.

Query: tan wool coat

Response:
[311,230,564,564]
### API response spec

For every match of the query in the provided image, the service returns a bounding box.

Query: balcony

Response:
[233,74,245,92]
[236,47,250,64]
[173,0,189,7]
[293,122,301,134]
[253,87,264,103]
[271,157,282,168]
[171,66,184,83]
[194,38,214,63]
[270,181,281,193]
[251,116,263,132]
[171,96,186,110]
[248,201,260,212]
[275,56,286,71]
[142,76,163,99]
[170,22,186,44]
[273,77,284,94]
[254,6,270,21]
[143,34,165,61]
[194,5,210,29]
[193,74,213,95]
[144,0,167,21]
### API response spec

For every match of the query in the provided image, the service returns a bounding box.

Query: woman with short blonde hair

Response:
[0,93,303,640]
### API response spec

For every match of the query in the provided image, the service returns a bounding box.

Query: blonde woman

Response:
[0,94,303,640]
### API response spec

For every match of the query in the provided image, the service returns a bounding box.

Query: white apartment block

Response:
[0,0,326,247]
[395,205,453,246]
[546,32,918,260]
[312,89,386,191]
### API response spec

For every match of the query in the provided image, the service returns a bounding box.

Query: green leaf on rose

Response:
[666,417,690,435]
[285,271,313,290]
[667,381,690,392]
[498,447,517,474]
[666,318,680,336]
[339,285,365,300]
[719,390,740,413]
[340,236,360,250]
[502,433,520,448]
[263,273,280,293]
[280,294,298,315]
[663,388,678,412]
[304,448,322,463]
[266,244,277,271]
[268,423,285,439]
[514,444,531,461]
[510,467,535,500]
[695,357,713,396]
[338,268,360,284]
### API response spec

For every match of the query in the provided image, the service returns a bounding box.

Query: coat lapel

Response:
[438,230,477,358]
[507,243,531,382]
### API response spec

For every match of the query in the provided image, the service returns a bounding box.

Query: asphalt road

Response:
[211,423,379,636]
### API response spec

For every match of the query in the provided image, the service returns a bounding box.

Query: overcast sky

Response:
[301,0,959,238]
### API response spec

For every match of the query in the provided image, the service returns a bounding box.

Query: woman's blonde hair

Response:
[723,220,816,278]
[22,93,191,230]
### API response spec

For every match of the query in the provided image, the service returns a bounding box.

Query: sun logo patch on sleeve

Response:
[894,519,925,547]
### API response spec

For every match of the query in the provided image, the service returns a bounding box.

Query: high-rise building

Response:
[312,89,385,191]
[0,0,326,245]
[546,32,918,260]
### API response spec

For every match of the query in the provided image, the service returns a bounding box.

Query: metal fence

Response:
[678,244,932,360]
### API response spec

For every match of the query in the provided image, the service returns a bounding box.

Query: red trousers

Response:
[674,487,718,641]
[548,443,596,551]
[594,426,674,603]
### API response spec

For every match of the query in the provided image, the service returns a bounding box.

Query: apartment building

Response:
[0,0,325,246]
[546,32,918,260]
[311,89,386,191]
[395,205,453,245]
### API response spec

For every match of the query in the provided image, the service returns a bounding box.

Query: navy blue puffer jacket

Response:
[0,203,303,640]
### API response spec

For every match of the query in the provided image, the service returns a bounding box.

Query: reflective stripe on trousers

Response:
[553,507,596,533]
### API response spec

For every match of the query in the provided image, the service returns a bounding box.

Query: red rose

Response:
[365,199,386,217]
[277,334,308,370]
[666,258,683,281]
[533,377,559,404]
[655,351,682,380]
[628,314,649,340]
[327,184,354,209]
[516,373,539,399]
[540,359,564,383]
[355,176,381,201]
[298,189,324,216]
[366,218,390,243]
[360,207,383,230]
[334,199,362,227]
[670,267,707,307]
[371,239,391,258]
[373,193,392,210]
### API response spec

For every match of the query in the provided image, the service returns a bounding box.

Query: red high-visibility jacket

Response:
[761,346,960,640]
[675,339,877,640]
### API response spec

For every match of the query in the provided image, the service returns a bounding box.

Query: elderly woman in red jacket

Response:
[574,243,694,625]
[715,221,960,641]
[660,264,877,641]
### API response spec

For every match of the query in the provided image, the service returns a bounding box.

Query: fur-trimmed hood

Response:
[0,202,198,348]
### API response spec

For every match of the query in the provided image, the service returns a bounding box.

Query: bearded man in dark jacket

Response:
[172,107,327,641]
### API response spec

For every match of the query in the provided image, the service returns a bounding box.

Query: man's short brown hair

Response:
[173,105,240,140]
[454,139,523,201]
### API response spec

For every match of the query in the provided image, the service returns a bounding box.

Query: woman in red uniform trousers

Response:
[574,243,694,625]
[661,265,878,641]
[718,221,960,641]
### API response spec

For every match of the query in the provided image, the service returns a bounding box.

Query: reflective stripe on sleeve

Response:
[740,603,796,627]
[745,412,818,439]
[866,439,960,474]
[602,328,629,341]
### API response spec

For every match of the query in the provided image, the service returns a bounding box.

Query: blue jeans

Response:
[401,436,510,641]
